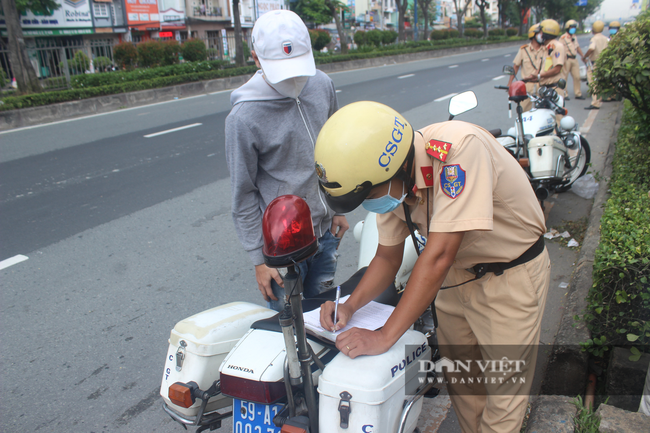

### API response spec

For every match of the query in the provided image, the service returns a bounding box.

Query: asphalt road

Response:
[0,37,605,433]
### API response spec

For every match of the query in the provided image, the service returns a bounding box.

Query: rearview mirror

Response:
[503,65,515,75]
[557,79,566,90]
[448,91,478,118]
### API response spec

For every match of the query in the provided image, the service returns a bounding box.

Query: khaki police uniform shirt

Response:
[513,42,544,79]
[588,33,609,62]
[559,33,580,58]
[540,39,566,85]
[376,121,546,270]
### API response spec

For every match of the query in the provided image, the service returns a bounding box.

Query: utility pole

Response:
[414,0,418,40]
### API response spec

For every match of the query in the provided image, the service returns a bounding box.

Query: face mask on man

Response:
[535,33,544,44]
[266,76,309,99]
[569,28,576,35]
[362,181,407,214]
[609,29,618,36]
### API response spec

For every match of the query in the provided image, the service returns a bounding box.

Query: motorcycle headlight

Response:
[560,116,576,131]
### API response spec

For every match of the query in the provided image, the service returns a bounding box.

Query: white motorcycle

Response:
[158,93,479,433]
[494,65,591,201]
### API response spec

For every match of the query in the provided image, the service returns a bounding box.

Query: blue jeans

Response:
[267,229,341,311]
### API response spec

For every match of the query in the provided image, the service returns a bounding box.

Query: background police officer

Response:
[524,19,566,90]
[559,20,585,100]
[509,24,544,112]
[584,20,609,110]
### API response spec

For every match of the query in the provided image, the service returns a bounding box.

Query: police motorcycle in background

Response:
[159,94,479,433]
[494,65,591,202]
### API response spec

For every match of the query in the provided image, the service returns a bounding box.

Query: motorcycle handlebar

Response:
[494,85,509,90]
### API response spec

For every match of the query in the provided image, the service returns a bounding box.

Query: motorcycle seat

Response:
[250,267,401,348]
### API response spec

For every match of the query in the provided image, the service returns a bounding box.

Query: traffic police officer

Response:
[315,101,551,433]
[524,19,566,90]
[584,20,609,110]
[509,24,544,112]
[559,20,586,100]
[608,20,621,38]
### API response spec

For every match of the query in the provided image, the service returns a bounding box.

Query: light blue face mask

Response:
[569,28,576,35]
[609,29,618,35]
[362,181,407,214]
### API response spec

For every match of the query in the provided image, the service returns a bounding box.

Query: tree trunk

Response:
[1,0,42,94]
[326,1,348,54]
[232,0,245,67]
[396,0,408,42]
[480,7,487,39]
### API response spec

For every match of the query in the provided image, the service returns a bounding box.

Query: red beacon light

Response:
[262,195,318,268]
[508,81,528,103]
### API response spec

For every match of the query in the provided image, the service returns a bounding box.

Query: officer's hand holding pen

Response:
[319,299,353,333]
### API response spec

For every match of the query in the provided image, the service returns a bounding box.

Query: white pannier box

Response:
[318,330,431,433]
[160,302,276,417]
[527,136,566,179]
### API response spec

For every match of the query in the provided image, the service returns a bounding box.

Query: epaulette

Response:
[426,139,452,163]
[520,44,528,49]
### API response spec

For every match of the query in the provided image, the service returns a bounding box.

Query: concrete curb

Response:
[539,102,624,397]
[0,39,526,131]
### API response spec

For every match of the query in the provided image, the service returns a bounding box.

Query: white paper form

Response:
[303,295,395,342]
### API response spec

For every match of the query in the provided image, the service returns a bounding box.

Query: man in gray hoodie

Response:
[225,10,348,311]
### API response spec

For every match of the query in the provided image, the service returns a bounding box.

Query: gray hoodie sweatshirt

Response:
[225,70,339,266]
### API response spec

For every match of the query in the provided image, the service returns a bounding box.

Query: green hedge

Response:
[580,102,650,355]
[1,36,525,111]
[0,66,258,111]
[70,59,229,89]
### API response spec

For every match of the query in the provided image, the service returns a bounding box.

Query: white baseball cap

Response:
[251,10,316,84]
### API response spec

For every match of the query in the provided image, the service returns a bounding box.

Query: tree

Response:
[395,0,409,42]
[475,0,489,38]
[232,0,245,66]
[497,0,512,28]
[324,0,349,54]
[1,0,60,94]
[452,0,472,37]
[416,0,436,41]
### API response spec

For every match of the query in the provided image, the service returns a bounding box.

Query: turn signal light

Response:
[169,382,196,408]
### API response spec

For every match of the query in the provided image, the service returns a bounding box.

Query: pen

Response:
[333,285,341,332]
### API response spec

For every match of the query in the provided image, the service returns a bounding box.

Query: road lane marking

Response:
[336,90,342,93]
[504,54,511,57]
[492,75,506,80]
[144,123,202,138]
[434,93,458,102]
[449,65,459,69]
[0,95,211,135]
[398,74,415,79]
[579,110,599,134]
[0,255,29,270]
[482,59,490,62]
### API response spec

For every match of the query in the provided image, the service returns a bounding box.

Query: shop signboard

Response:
[0,0,92,30]
[158,0,185,28]
[125,0,161,29]
[257,0,284,16]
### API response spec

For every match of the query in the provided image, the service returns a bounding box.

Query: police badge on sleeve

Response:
[440,164,466,199]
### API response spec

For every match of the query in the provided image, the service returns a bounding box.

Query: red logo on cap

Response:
[282,41,293,55]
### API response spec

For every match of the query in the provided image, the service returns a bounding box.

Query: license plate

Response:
[233,399,284,433]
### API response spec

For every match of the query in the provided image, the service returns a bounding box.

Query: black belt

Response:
[567,55,577,59]
[472,235,545,278]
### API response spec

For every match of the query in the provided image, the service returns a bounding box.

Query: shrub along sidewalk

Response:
[0,35,525,112]
[582,101,650,353]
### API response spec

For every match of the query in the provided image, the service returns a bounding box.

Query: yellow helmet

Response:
[565,20,578,30]
[609,20,621,29]
[314,101,414,213]
[528,24,541,39]
[592,20,605,33]
[540,19,561,38]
